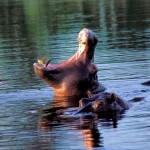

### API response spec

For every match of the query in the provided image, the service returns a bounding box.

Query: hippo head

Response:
[92,93,123,112]
[33,28,103,97]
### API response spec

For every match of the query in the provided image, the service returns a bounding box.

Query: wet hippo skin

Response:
[34,28,106,97]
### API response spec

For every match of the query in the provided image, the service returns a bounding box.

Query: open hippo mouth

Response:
[34,28,97,83]
[33,47,89,79]
[33,28,106,97]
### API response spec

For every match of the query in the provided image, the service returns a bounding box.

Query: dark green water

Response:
[0,0,150,149]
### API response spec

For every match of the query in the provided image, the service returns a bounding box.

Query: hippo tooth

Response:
[45,59,51,67]
[37,55,46,65]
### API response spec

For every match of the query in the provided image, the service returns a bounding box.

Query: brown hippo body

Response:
[34,28,106,97]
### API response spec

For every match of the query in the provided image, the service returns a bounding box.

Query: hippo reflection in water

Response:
[34,28,106,97]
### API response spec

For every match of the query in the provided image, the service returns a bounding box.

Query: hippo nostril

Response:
[45,59,51,67]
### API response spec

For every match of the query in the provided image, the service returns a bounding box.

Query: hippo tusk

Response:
[38,55,46,65]
[45,59,51,67]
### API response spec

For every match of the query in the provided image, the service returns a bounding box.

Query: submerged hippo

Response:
[74,91,130,114]
[34,28,106,97]
[40,91,131,123]
[142,80,150,86]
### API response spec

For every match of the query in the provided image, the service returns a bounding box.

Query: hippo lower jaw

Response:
[33,59,64,90]
[33,61,60,79]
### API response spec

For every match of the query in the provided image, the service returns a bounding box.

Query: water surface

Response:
[0,0,150,150]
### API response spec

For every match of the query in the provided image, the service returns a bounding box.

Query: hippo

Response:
[33,28,106,97]
[74,91,131,114]
[41,90,130,118]
[142,80,150,86]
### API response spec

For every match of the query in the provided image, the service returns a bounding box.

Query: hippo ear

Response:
[110,93,116,102]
